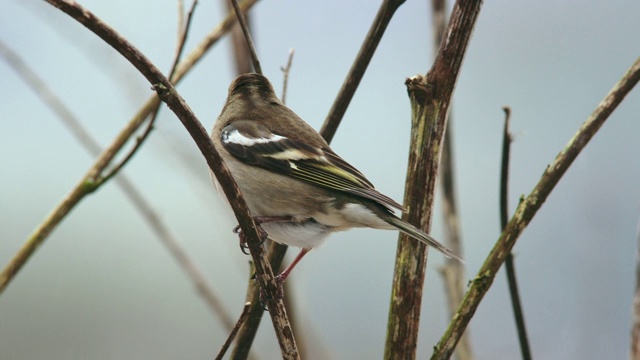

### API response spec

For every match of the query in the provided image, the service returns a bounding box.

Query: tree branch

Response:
[20,1,299,359]
[215,302,252,360]
[432,0,473,359]
[229,0,261,74]
[0,0,259,296]
[99,0,198,185]
[0,38,234,329]
[500,107,532,360]
[385,1,483,358]
[319,0,406,143]
[432,56,640,359]
[223,0,253,75]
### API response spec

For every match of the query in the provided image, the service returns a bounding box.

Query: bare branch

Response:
[223,0,253,75]
[229,0,261,74]
[319,0,406,143]
[170,0,199,81]
[433,56,640,359]
[100,0,199,184]
[215,302,252,360]
[0,39,234,329]
[230,50,301,359]
[432,0,473,359]
[384,1,483,358]
[500,107,532,360]
[37,1,299,358]
[0,0,259,296]
[232,242,289,359]
[280,48,295,104]
[177,0,185,40]
[175,0,259,81]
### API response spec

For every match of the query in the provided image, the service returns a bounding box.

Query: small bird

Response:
[211,73,462,283]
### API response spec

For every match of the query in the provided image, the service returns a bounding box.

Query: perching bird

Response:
[211,73,462,283]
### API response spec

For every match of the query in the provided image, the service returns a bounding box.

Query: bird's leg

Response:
[257,248,310,308]
[233,216,296,254]
[275,248,310,284]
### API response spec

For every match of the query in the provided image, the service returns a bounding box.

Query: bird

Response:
[211,73,462,284]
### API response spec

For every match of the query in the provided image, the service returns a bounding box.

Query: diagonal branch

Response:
[433,56,640,359]
[432,0,473,359]
[215,302,252,360]
[384,1,483,358]
[40,0,299,358]
[230,50,312,360]
[0,0,259,296]
[500,107,532,360]
[229,0,261,74]
[223,0,253,75]
[0,38,233,329]
[319,0,406,143]
[100,0,198,185]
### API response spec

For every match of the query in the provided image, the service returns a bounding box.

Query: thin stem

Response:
[232,242,289,359]
[230,49,299,360]
[170,0,198,81]
[229,0,261,74]
[41,1,298,357]
[432,0,473,359]
[433,56,640,359]
[0,0,260,296]
[277,47,309,360]
[319,0,406,143]
[500,107,532,360]
[384,1,483,358]
[215,302,252,360]
[0,39,234,329]
[280,48,295,104]
[223,0,253,75]
[100,0,198,184]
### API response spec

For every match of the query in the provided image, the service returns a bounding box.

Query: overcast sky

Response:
[1,1,639,359]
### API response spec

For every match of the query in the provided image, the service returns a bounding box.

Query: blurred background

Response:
[1,0,639,359]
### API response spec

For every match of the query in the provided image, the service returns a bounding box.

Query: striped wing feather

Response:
[221,124,404,211]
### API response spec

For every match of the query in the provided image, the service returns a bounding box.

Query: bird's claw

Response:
[234,224,268,255]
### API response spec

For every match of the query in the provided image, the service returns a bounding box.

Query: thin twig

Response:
[433,57,640,359]
[280,48,295,104]
[177,0,185,46]
[228,0,261,74]
[384,1,483,358]
[38,1,300,358]
[170,0,199,81]
[0,39,234,329]
[215,302,252,360]
[277,47,310,360]
[232,241,289,359]
[432,0,473,359]
[230,48,300,360]
[225,28,298,360]
[0,40,98,155]
[319,0,406,143]
[500,107,532,360]
[223,0,253,75]
[0,0,260,295]
[100,0,198,184]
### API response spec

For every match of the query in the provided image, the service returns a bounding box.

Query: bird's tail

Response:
[385,215,464,263]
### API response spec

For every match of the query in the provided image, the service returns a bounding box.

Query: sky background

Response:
[1,0,639,359]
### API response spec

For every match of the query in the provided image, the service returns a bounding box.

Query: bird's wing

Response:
[221,121,404,211]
